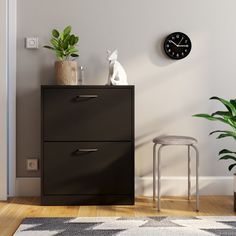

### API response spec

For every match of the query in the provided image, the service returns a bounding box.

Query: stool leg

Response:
[157,145,164,211]
[191,144,199,212]
[153,143,157,201]
[188,145,191,200]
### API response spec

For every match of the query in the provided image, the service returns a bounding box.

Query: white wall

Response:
[16,0,236,191]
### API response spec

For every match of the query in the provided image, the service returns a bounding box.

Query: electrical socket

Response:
[25,37,39,49]
[26,159,38,171]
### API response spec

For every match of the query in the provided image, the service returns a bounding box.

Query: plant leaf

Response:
[219,149,236,155]
[43,45,54,50]
[66,47,78,54]
[45,25,78,61]
[219,155,236,161]
[62,41,69,50]
[71,53,79,57]
[63,26,72,35]
[69,35,76,45]
[52,29,60,38]
[193,114,216,120]
[193,114,232,126]
[211,111,231,117]
[230,99,236,109]
[74,36,79,44]
[209,130,229,135]
[210,96,236,116]
[216,132,236,140]
[228,163,236,171]
[210,130,236,140]
[50,38,59,48]
[63,34,70,43]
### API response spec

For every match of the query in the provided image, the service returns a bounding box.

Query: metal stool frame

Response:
[153,143,199,212]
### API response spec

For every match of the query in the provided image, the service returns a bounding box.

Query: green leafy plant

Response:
[43,25,79,61]
[193,96,236,171]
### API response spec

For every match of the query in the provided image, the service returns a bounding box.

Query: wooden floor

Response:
[0,196,235,236]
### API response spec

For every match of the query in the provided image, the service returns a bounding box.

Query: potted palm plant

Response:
[44,26,79,85]
[193,96,236,210]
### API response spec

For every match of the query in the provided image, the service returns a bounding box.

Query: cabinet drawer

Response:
[42,88,133,141]
[43,142,133,195]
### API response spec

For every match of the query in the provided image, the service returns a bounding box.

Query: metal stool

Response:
[153,135,199,212]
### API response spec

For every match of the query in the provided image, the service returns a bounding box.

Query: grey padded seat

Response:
[153,135,197,145]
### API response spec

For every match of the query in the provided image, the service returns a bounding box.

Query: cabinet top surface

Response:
[41,85,134,89]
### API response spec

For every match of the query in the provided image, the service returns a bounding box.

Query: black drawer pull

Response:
[77,95,98,99]
[77,148,98,152]
[74,95,98,102]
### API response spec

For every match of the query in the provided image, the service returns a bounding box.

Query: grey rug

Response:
[14,216,236,236]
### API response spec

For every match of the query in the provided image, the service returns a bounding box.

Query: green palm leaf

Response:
[193,97,236,173]
[210,130,236,138]
[219,149,236,155]
[219,155,236,161]
[209,130,229,135]
[210,97,236,116]
[230,99,236,109]
[193,114,232,126]
[228,163,236,171]
[211,111,231,117]
[217,133,236,140]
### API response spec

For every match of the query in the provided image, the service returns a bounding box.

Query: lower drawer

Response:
[42,142,133,195]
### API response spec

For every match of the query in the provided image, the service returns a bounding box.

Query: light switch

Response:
[26,37,39,49]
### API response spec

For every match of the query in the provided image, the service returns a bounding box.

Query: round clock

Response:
[164,32,192,60]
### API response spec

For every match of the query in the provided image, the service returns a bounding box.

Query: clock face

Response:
[164,32,192,60]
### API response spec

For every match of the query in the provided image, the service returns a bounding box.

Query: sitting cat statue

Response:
[107,50,128,85]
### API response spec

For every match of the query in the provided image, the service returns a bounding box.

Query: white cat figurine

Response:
[107,50,128,85]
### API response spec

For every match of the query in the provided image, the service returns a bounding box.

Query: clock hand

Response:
[168,40,178,47]
[178,45,189,48]
[178,37,184,46]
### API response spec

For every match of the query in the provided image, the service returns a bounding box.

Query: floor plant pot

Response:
[55,61,78,85]
[234,174,236,211]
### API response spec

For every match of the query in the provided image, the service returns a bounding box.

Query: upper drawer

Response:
[42,87,134,141]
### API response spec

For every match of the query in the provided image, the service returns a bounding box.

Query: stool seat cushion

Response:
[153,135,197,145]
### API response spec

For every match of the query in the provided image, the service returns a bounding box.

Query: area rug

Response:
[14,216,236,236]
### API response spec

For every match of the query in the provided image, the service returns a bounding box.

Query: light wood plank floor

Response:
[0,196,235,236]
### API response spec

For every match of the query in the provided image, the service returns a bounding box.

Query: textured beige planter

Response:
[55,61,78,85]
[234,174,236,211]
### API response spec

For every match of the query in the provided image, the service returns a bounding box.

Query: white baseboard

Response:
[14,176,233,197]
[135,176,233,196]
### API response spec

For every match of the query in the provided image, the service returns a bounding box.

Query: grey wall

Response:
[17,0,236,177]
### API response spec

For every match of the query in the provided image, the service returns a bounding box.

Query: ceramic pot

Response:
[55,61,78,85]
[234,174,236,211]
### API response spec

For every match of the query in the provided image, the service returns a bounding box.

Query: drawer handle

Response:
[76,148,98,152]
[76,95,98,99]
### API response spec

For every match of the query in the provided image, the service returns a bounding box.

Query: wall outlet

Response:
[25,37,39,49]
[26,159,38,171]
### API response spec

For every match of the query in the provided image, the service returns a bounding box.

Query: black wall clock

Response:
[164,32,192,60]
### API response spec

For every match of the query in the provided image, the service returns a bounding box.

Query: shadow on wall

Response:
[148,34,175,67]
[16,87,41,177]
[135,100,207,149]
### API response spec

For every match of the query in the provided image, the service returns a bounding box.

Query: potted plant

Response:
[44,25,79,85]
[193,96,236,210]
